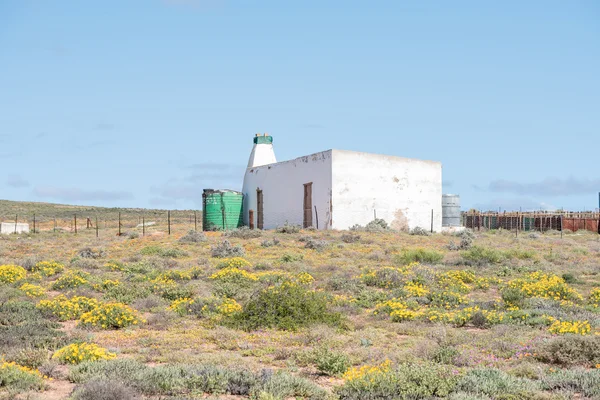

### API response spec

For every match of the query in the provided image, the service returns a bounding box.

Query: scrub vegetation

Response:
[1,202,600,399]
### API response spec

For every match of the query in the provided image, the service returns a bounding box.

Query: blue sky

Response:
[1,0,598,211]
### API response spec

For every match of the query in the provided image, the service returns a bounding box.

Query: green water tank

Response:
[202,189,244,231]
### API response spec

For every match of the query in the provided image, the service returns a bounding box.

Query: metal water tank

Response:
[442,194,461,227]
[202,189,244,231]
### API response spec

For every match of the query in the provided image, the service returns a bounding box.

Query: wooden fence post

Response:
[74,214,77,234]
[168,211,171,235]
[249,210,254,230]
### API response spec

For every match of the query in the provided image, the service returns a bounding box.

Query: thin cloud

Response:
[95,123,115,131]
[488,177,600,196]
[6,175,30,188]
[150,163,243,205]
[33,186,134,202]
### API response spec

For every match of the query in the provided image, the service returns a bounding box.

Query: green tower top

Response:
[253,133,273,144]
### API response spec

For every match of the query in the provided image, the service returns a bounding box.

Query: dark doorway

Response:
[257,189,264,229]
[303,183,313,228]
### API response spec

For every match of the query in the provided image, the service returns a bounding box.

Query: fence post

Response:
[74,214,77,234]
[249,210,254,230]
[33,214,36,234]
[118,212,121,236]
[96,216,99,238]
[143,215,145,236]
[14,214,18,234]
[315,206,319,229]
[194,211,197,232]
[560,214,563,239]
[430,209,434,233]
[53,218,56,233]
[168,210,171,235]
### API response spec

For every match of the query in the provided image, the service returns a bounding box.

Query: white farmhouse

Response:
[242,134,442,231]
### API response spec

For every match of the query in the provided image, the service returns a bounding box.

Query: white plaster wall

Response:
[331,150,442,232]
[242,150,332,230]
[247,143,277,168]
[0,222,30,234]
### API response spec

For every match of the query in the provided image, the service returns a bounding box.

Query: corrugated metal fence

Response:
[464,212,600,233]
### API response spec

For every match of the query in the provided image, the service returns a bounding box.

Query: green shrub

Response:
[534,335,600,367]
[71,379,138,400]
[561,273,577,284]
[336,362,458,400]
[140,246,188,258]
[0,360,46,392]
[541,368,600,398]
[505,248,537,260]
[103,282,152,304]
[394,248,444,265]
[280,253,304,263]
[230,284,344,331]
[70,359,327,398]
[456,368,540,398]
[312,348,350,376]
[501,287,527,308]
[462,246,504,265]
[432,346,460,364]
[0,301,64,352]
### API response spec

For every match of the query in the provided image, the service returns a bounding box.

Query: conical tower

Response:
[246,133,276,168]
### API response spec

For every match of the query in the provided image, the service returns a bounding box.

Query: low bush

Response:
[541,368,600,398]
[178,230,206,243]
[462,246,504,265]
[79,303,144,329]
[336,361,457,400]
[534,335,600,367]
[0,359,46,392]
[140,246,188,258]
[0,301,65,351]
[31,261,64,276]
[261,238,280,247]
[211,240,245,258]
[78,247,106,259]
[53,343,116,364]
[70,359,327,399]
[37,295,100,321]
[0,264,27,284]
[456,368,540,398]
[410,226,431,236]
[276,223,301,234]
[341,233,361,243]
[103,282,152,304]
[51,270,90,290]
[280,253,304,263]
[304,238,329,251]
[230,283,344,331]
[312,348,350,376]
[350,218,390,232]
[71,379,139,400]
[224,226,262,239]
[394,248,444,264]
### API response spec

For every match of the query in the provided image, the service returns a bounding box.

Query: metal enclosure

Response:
[442,194,461,227]
[202,189,244,231]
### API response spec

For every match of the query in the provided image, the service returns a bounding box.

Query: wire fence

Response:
[0,210,203,237]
